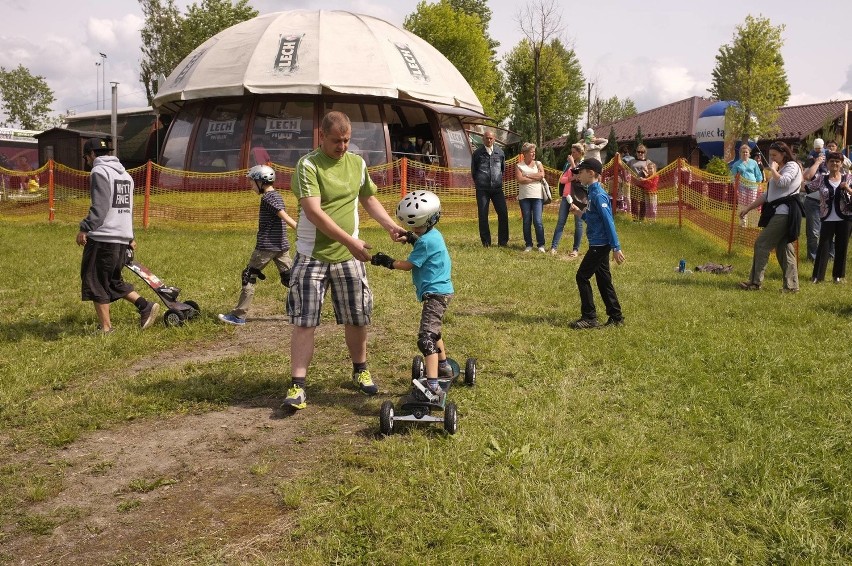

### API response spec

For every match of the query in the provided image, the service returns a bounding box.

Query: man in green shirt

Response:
[283,111,408,410]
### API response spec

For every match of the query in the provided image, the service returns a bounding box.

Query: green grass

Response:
[1,216,851,563]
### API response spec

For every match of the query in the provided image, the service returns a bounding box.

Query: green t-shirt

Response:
[292,148,377,263]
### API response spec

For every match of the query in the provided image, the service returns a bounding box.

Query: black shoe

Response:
[569,317,600,330]
[139,302,160,329]
[604,317,625,327]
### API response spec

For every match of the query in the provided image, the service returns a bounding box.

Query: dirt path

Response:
[2,313,377,565]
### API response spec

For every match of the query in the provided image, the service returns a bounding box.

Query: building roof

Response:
[542,97,852,149]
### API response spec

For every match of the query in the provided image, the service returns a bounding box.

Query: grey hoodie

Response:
[79,156,135,243]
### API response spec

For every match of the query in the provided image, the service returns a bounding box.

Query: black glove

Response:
[371,252,396,269]
[405,231,418,244]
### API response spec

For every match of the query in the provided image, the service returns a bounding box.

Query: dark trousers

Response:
[476,189,509,246]
[813,220,852,281]
[576,245,622,320]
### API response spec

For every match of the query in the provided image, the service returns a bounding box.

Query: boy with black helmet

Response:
[371,190,455,400]
[76,137,159,332]
[218,164,297,326]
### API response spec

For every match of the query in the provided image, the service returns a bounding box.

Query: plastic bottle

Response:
[679,259,686,273]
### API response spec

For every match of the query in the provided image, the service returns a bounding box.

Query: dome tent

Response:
[151,10,495,171]
[153,10,483,114]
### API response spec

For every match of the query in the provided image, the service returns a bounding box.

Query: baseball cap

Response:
[575,158,602,175]
[83,137,111,154]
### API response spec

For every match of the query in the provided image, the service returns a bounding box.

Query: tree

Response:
[515,0,563,147]
[634,126,644,149]
[505,38,585,160]
[404,1,506,121]
[138,0,257,104]
[709,15,789,143]
[0,65,55,129]
[589,95,638,127]
[606,127,618,161]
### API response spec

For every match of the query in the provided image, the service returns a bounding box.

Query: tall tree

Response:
[590,95,638,127]
[138,0,257,104]
[447,0,497,52]
[709,15,789,143]
[505,38,585,154]
[404,0,506,121]
[515,0,563,147]
[0,65,55,129]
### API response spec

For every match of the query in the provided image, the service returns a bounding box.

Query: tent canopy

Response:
[153,10,484,114]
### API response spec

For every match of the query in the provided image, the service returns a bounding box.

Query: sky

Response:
[1,0,850,124]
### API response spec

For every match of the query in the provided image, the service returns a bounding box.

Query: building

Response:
[542,97,852,167]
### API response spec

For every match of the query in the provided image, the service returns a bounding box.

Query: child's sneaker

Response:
[217,313,246,326]
[427,383,445,404]
[437,363,454,379]
[140,302,160,329]
[281,385,306,410]
[352,369,378,395]
[569,317,599,330]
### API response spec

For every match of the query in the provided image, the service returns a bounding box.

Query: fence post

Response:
[728,173,740,254]
[400,157,408,198]
[612,157,620,212]
[143,160,152,229]
[677,158,684,228]
[48,159,55,223]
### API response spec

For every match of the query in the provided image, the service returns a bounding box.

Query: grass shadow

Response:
[0,314,90,342]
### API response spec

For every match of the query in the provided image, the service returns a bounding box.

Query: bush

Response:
[705,156,731,178]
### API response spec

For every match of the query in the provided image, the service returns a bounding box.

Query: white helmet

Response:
[247,164,275,186]
[396,190,441,229]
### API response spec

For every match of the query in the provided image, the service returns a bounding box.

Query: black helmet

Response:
[83,137,111,155]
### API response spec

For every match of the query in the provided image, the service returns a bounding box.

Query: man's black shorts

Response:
[81,240,134,303]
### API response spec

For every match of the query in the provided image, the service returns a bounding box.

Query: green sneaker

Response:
[352,369,378,395]
[282,385,306,410]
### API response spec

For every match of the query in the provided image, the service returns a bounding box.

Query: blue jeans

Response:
[519,198,545,248]
[550,197,584,251]
[803,197,834,260]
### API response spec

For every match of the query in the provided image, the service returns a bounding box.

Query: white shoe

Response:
[550,248,558,255]
[538,246,546,253]
[523,246,532,252]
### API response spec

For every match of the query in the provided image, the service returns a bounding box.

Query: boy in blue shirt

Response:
[371,190,455,400]
[568,159,626,329]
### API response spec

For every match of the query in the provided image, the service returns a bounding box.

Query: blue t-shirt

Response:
[407,228,454,301]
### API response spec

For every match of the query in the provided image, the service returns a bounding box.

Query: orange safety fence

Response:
[1,156,766,254]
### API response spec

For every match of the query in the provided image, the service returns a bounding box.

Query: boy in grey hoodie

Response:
[76,137,159,333]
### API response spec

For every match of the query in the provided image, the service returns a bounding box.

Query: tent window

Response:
[190,101,252,172]
[250,100,315,167]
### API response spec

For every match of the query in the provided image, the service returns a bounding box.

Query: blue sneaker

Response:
[217,313,246,326]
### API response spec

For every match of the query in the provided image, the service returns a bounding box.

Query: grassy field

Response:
[1,216,851,564]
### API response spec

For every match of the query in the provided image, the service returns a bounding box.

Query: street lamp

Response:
[95,61,101,109]
[99,53,107,112]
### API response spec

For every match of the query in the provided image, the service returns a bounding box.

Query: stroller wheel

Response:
[184,300,200,320]
[164,308,184,327]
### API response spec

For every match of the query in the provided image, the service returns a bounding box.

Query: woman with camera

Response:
[803,151,852,283]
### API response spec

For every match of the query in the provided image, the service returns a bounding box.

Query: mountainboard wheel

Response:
[411,355,425,381]
[184,300,200,320]
[163,308,184,327]
[464,357,477,386]
[443,402,458,434]
[380,401,395,435]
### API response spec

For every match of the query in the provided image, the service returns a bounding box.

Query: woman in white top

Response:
[738,141,803,292]
[515,142,546,252]
[803,151,852,282]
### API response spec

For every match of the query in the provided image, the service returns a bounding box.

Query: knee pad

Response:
[241,266,266,286]
[417,331,442,356]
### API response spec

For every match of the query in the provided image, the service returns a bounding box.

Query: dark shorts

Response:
[419,293,453,336]
[81,240,134,304]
